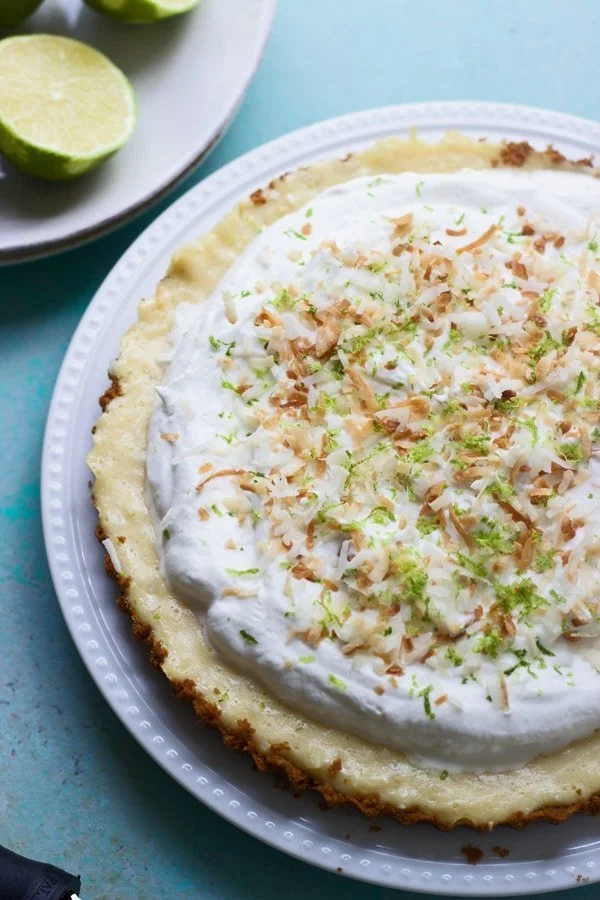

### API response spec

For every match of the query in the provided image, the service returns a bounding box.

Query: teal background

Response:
[2,1,600,897]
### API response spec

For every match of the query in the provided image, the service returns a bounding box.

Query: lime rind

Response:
[83,0,201,24]
[0,106,135,180]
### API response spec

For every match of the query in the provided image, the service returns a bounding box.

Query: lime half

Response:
[0,0,44,28]
[0,35,136,180]
[83,0,201,24]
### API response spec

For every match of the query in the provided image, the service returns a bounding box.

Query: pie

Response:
[89,132,600,830]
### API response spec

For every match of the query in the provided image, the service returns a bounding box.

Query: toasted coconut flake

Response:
[449,507,474,549]
[499,614,517,638]
[588,270,600,292]
[291,560,319,582]
[196,468,247,492]
[386,212,414,239]
[342,640,365,656]
[515,529,536,570]
[315,316,341,359]
[456,224,497,254]
[495,498,534,529]
[513,260,528,280]
[454,464,498,484]
[561,517,581,542]
[347,367,379,412]
[222,587,258,598]
[386,664,404,676]
[255,306,281,327]
[425,481,446,505]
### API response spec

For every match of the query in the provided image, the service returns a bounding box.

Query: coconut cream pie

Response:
[90,133,600,829]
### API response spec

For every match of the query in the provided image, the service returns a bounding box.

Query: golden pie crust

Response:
[89,132,600,830]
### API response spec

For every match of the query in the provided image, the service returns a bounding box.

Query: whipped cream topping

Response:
[147,169,600,772]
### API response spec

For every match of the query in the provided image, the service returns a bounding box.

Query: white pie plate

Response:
[0,0,275,264]
[42,101,600,895]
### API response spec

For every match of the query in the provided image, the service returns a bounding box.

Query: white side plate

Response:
[0,0,275,263]
[42,102,600,895]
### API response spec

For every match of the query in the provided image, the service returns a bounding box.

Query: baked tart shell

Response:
[89,133,600,830]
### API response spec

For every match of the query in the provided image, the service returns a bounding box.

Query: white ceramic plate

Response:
[0,0,275,264]
[42,102,600,895]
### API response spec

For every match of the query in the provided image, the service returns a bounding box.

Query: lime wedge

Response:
[83,0,202,24]
[0,35,136,180]
[0,0,44,28]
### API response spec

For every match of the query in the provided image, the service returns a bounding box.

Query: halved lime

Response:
[0,35,136,180]
[83,0,202,24]
[0,0,44,28]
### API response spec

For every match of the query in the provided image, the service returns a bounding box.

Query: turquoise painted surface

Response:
[2,1,600,896]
